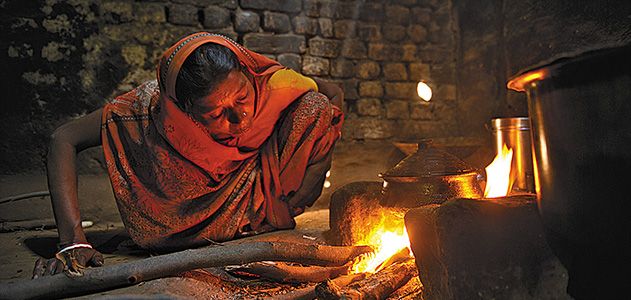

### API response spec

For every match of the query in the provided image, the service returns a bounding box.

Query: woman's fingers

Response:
[89,251,104,267]
[331,95,343,110]
[32,258,46,279]
[46,259,64,276]
[32,258,65,279]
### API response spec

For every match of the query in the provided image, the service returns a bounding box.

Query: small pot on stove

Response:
[379,140,483,208]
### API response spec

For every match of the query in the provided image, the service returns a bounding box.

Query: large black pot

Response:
[508,43,631,299]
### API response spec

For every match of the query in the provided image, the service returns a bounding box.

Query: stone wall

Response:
[1,0,457,174]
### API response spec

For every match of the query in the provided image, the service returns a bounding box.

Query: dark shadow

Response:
[23,228,148,258]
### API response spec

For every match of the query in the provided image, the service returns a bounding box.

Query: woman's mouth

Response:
[230,125,251,136]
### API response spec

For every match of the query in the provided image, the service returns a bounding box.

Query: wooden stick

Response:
[0,242,372,300]
[373,247,411,272]
[0,191,49,204]
[270,273,367,300]
[225,261,352,283]
[0,219,56,232]
[315,258,418,300]
[0,219,93,232]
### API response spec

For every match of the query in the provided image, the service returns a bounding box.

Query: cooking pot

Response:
[507,43,631,299]
[490,117,535,194]
[380,140,483,207]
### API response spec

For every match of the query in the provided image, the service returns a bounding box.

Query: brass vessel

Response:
[380,140,483,207]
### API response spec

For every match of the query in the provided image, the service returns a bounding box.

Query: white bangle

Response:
[57,243,93,254]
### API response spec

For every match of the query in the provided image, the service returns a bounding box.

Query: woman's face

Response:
[189,69,255,141]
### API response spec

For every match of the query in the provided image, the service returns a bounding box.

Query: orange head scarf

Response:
[152,33,295,182]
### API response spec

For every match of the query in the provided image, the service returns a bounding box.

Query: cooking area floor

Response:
[2,138,577,300]
[3,140,468,296]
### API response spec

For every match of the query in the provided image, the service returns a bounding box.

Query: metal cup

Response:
[490,117,534,194]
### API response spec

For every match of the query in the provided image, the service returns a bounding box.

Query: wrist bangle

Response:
[57,243,93,254]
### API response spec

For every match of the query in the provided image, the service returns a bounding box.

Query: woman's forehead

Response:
[215,71,247,96]
[199,71,249,107]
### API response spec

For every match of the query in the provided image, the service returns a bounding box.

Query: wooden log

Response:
[0,219,93,232]
[315,258,418,300]
[0,242,372,300]
[225,261,352,283]
[372,247,411,273]
[0,191,49,204]
[0,218,56,232]
[270,273,367,300]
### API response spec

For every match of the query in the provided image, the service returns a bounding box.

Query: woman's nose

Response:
[227,109,247,124]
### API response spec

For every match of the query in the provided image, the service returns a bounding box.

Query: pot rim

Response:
[507,42,631,92]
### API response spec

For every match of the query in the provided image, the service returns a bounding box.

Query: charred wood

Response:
[316,258,418,300]
[270,273,367,300]
[225,261,352,283]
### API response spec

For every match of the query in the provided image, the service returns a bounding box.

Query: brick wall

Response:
[1,0,458,173]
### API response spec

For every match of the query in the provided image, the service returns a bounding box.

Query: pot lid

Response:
[381,139,476,178]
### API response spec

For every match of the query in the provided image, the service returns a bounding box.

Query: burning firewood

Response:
[225,261,353,283]
[269,273,367,300]
[315,258,418,300]
[0,241,373,299]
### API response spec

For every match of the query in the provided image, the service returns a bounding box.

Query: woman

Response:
[33,32,344,278]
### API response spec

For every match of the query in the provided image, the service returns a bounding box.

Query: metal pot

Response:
[507,43,631,299]
[490,117,534,193]
[380,140,483,208]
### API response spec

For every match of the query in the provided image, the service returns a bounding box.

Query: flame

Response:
[352,214,412,274]
[417,81,432,101]
[484,144,514,198]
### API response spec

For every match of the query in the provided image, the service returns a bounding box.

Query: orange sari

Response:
[101,33,343,250]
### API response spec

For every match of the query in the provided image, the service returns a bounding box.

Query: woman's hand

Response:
[32,247,104,278]
[287,150,333,214]
[314,78,345,112]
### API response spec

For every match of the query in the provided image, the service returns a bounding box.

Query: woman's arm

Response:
[313,78,344,111]
[47,108,102,245]
[33,108,104,278]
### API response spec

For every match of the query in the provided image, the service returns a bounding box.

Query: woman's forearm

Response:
[46,137,87,245]
[46,109,103,246]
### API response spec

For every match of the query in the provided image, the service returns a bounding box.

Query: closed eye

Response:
[236,93,248,104]
[209,108,223,119]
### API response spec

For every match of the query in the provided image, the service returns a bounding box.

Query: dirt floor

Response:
[0,139,493,298]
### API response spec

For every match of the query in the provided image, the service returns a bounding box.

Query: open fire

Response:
[351,212,412,274]
[484,144,515,198]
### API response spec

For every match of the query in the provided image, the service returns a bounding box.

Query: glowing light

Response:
[351,211,412,274]
[520,71,545,83]
[507,70,548,92]
[326,170,331,178]
[323,180,331,188]
[417,81,432,102]
[484,144,514,198]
